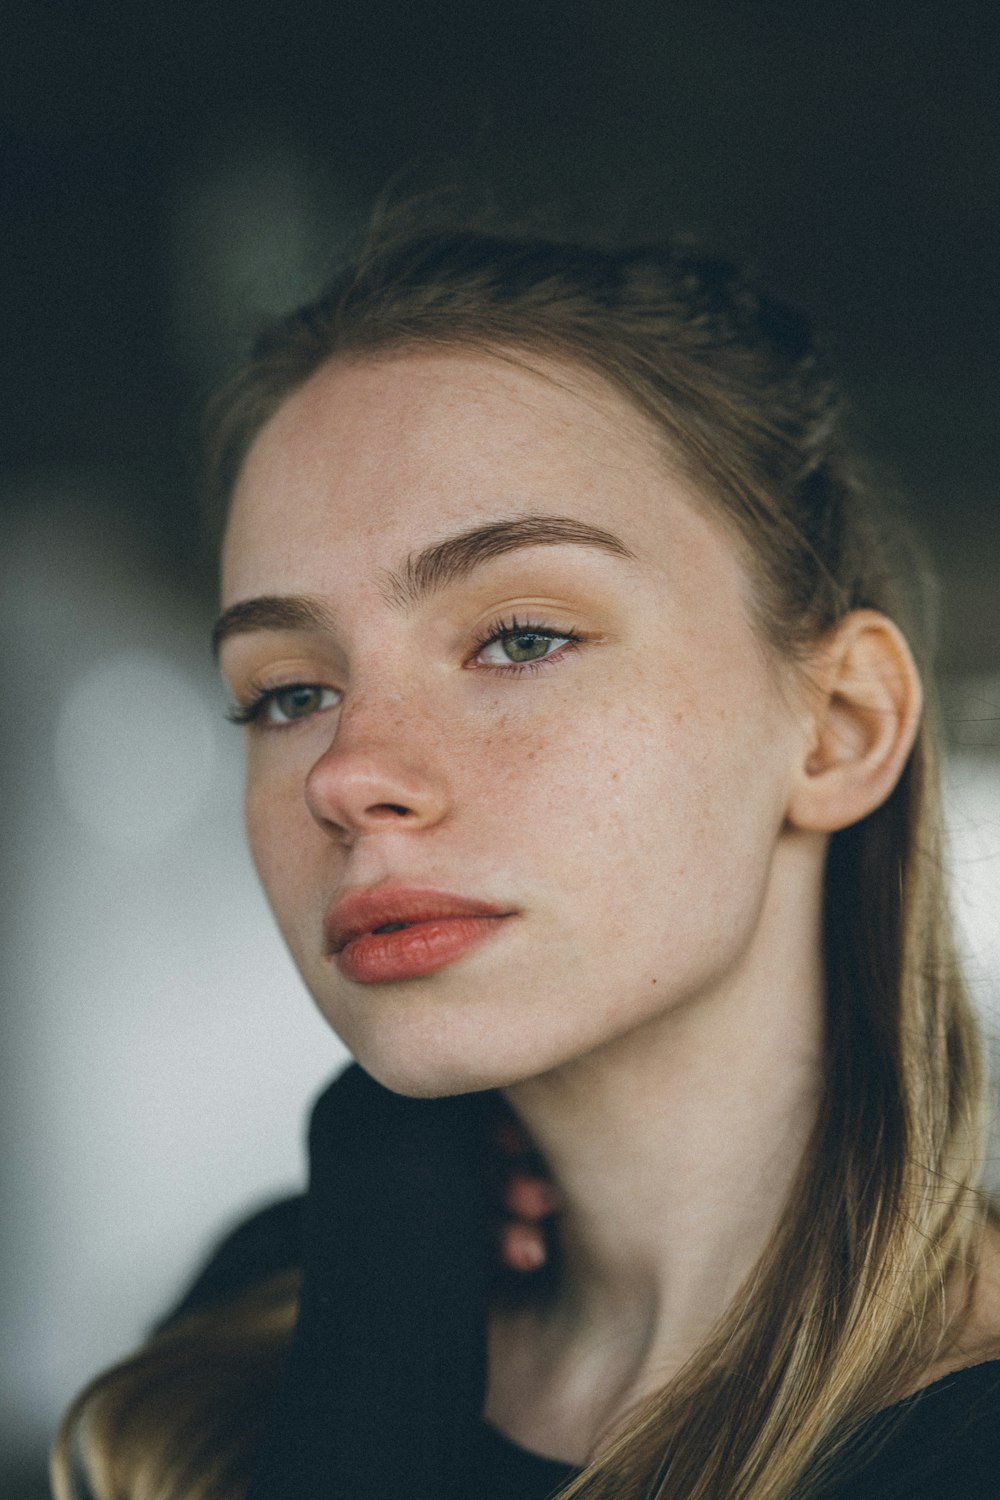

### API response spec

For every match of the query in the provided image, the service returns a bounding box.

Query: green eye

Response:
[471,614,582,675]
[267,685,331,723]
[502,631,555,663]
[225,684,340,728]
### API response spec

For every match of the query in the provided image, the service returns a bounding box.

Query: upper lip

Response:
[325,884,516,954]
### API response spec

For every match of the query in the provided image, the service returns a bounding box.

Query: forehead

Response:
[221,347,736,607]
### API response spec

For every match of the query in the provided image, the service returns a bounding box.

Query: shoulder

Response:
[820,1360,1000,1498]
[153,1194,305,1334]
[821,1216,1000,1499]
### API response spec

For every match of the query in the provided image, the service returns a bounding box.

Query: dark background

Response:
[4,0,999,673]
[3,3,998,1494]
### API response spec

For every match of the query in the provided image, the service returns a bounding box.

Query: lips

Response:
[325,884,517,985]
[325,884,516,956]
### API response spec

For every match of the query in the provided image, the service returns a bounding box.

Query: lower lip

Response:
[334,915,513,983]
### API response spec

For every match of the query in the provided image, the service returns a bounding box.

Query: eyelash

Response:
[469,612,584,675]
[225,614,583,727]
[225,682,334,728]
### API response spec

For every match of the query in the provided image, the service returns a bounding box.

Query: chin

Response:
[352,1051,504,1100]
[340,1022,555,1100]
[310,972,586,1098]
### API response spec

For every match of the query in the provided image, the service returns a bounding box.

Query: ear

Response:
[786,610,923,833]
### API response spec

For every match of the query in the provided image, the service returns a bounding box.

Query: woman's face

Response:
[219,349,811,1096]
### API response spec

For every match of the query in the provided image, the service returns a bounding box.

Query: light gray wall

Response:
[1,494,348,1460]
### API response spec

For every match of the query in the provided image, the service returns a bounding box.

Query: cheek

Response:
[243,763,318,918]
[469,698,683,919]
[519,671,790,939]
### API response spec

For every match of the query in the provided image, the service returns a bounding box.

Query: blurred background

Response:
[3,1,999,1492]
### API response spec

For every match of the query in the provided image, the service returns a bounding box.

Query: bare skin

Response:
[493,1160,1000,1462]
[218,347,1000,1467]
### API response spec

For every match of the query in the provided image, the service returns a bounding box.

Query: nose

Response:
[303,690,452,842]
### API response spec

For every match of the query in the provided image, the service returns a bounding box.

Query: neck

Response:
[492,832,826,1453]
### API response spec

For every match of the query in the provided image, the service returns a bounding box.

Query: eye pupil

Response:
[505,632,550,663]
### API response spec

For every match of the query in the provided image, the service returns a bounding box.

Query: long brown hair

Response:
[53,203,994,1500]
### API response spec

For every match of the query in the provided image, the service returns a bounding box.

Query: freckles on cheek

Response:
[587,702,707,842]
[482,743,554,818]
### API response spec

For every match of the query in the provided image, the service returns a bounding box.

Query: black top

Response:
[162,1065,1000,1499]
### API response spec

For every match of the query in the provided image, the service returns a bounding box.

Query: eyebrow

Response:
[212,513,636,656]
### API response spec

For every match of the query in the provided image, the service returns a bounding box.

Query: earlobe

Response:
[786,610,923,833]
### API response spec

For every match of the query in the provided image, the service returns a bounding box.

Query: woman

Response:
[54,208,1000,1499]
